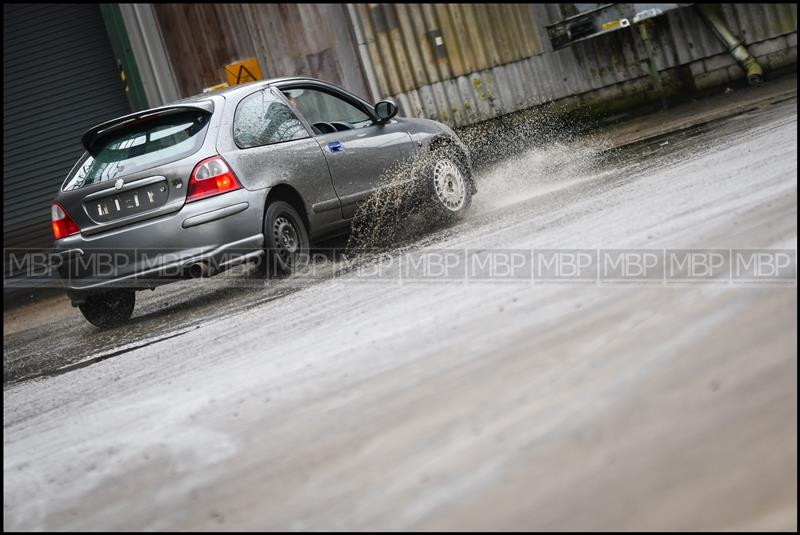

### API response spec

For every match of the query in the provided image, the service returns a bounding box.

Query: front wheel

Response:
[261,200,310,276]
[78,289,135,328]
[427,150,472,220]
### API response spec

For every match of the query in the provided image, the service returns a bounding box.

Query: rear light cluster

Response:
[187,156,242,203]
[51,202,80,240]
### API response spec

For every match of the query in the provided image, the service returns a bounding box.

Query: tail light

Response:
[187,156,242,203]
[51,202,80,240]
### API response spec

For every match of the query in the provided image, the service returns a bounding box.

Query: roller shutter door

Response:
[3,4,132,252]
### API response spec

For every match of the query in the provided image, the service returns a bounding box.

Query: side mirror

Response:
[374,100,398,123]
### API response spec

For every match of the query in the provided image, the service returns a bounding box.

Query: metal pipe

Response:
[117,3,182,106]
[346,3,382,103]
[696,4,764,86]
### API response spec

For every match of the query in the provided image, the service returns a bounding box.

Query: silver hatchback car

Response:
[52,77,475,327]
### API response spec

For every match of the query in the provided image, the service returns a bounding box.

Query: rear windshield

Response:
[63,110,211,191]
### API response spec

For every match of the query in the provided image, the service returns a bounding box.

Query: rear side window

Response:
[234,89,309,149]
[63,110,211,191]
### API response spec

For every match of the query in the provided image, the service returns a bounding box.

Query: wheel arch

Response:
[428,135,472,180]
[264,183,310,232]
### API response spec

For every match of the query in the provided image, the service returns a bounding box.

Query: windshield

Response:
[63,110,211,191]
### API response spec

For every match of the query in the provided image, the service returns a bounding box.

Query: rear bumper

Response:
[53,188,266,296]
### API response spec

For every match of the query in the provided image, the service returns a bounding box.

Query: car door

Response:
[218,87,346,238]
[279,84,416,219]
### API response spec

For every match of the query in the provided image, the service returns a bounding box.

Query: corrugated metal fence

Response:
[352,3,797,127]
[150,3,797,126]
[150,4,796,128]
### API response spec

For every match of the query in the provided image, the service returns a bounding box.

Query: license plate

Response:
[87,182,169,222]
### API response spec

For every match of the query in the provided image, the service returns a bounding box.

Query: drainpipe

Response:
[346,3,382,103]
[99,4,149,111]
[696,4,763,85]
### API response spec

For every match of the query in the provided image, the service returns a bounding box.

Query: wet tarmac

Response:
[3,98,797,530]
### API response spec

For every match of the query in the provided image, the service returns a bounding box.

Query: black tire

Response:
[261,200,310,276]
[78,290,135,328]
[425,147,473,221]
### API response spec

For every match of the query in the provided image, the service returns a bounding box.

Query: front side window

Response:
[283,88,372,129]
[234,89,309,149]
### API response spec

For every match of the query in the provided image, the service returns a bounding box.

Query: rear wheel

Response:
[427,148,472,220]
[261,200,310,276]
[78,289,135,328]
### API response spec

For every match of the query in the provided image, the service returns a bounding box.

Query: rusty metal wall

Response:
[154,4,368,98]
[352,3,797,126]
[355,4,545,94]
[154,4,255,96]
[352,3,548,125]
[152,3,796,127]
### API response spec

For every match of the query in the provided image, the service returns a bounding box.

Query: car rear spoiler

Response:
[81,101,215,153]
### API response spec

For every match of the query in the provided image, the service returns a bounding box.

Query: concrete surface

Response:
[3,95,797,530]
[597,72,798,149]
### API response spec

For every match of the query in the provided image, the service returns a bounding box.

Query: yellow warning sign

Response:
[224,57,264,86]
[602,19,625,31]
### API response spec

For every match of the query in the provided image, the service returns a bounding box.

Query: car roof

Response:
[82,77,374,149]
[175,76,344,103]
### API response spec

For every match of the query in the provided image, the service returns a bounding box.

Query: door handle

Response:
[327,141,344,154]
